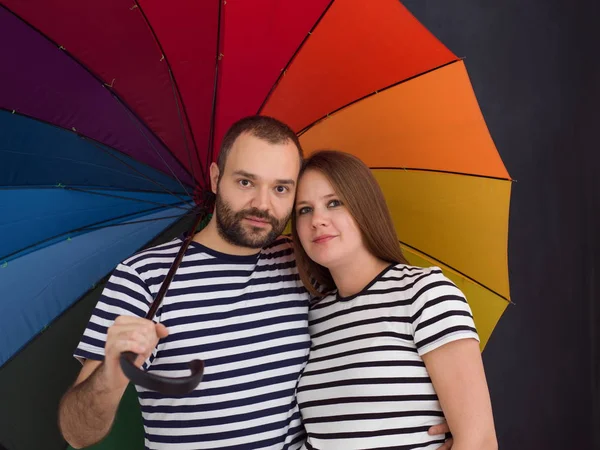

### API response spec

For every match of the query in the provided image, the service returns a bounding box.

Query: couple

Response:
[59,116,497,450]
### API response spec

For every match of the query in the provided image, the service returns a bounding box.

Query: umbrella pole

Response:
[146,208,207,319]
[119,205,209,395]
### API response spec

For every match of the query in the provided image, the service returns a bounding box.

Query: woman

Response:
[291,150,497,450]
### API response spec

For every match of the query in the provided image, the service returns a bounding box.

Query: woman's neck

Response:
[329,250,391,298]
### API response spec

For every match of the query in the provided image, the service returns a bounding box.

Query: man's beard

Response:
[215,195,290,249]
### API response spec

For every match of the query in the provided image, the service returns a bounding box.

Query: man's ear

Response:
[209,162,220,194]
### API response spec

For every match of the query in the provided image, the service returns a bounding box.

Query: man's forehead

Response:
[226,135,300,176]
[230,133,296,155]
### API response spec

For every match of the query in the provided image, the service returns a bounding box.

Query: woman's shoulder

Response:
[308,290,337,310]
[378,263,465,304]
[382,263,450,286]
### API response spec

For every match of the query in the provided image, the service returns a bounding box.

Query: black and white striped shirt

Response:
[297,264,479,450]
[75,236,311,450]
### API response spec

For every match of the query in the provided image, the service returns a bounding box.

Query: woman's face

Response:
[295,169,365,269]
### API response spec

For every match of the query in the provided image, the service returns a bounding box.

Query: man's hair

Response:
[217,116,303,174]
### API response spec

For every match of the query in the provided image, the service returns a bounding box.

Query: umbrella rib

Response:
[1,108,196,194]
[0,202,192,262]
[166,65,203,185]
[62,186,192,212]
[206,0,224,180]
[0,184,189,196]
[83,136,194,205]
[0,210,196,369]
[79,211,197,233]
[297,58,462,136]
[1,147,177,188]
[134,0,206,186]
[0,108,191,206]
[399,240,514,305]
[256,0,336,115]
[113,95,198,201]
[371,167,513,182]
[0,5,196,184]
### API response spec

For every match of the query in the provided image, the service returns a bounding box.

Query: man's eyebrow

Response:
[276,179,296,186]
[233,170,295,186]
[232,170,256,179]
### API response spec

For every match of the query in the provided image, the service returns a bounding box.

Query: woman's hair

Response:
[291,150,408,297]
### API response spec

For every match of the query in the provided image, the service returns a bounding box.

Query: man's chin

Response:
[243,232,275,248]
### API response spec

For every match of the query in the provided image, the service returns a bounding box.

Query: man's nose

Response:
[250,186,270,212]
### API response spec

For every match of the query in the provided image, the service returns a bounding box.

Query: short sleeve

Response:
[73,263,153,364]
[410,267,479,356]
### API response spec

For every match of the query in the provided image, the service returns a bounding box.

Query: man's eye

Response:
[239,179,251,187]
[275,185,289,193]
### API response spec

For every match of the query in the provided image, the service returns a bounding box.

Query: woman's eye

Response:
[328,199,342,208]
[297,207,311,215]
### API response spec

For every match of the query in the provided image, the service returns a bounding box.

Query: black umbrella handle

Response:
[118,209,207,395]
[119,351,204,396]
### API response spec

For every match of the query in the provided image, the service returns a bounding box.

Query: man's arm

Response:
[58,316,168,448]
[58,360,127,448]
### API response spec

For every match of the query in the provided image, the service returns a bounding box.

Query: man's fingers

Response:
[436,438,453,450]
[105,318,167,367]
[106,338,145,359]
[156,323,169,338]
[428,423,450,435]
[114,315,153,326]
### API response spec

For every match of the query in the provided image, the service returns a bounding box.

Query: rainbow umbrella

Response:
[0,0,512,448]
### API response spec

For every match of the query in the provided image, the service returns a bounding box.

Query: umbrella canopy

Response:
[0,0,512,448]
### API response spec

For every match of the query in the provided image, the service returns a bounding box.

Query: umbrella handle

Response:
[119,351,204,396]
[118,208,208,395]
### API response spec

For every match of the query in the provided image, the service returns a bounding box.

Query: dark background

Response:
[0,1,597,449]
[404,1,599,448]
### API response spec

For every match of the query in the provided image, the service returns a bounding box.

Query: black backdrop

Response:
[403,1,599,448]
[0,1,597,449]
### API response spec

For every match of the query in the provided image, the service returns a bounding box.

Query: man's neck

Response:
[192,217,260,256]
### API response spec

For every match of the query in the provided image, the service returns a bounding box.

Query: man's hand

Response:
[59,316,168,448]
[103,316,169,390]
[429,423,453,450]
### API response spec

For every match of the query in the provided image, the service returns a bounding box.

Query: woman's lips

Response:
[313,234,336,244]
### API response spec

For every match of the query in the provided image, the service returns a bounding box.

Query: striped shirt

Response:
[75,236,311,450]
[296,264,479,450]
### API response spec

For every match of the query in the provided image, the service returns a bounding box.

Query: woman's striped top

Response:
[297,263,479,450]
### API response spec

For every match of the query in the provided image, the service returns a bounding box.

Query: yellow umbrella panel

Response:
[296,61,512,350]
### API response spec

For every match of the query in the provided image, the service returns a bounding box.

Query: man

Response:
[58,116,452,449]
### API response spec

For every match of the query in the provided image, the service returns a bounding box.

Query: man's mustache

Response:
[237,208,278,225]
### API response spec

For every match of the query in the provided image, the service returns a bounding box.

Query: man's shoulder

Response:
[262,235,295,253]
[260,235,298,264]
[121,236,184,270]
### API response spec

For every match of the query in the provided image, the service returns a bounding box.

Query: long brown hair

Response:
[291,150,408,297]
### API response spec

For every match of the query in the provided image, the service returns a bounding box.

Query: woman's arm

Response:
[422,338,498,450]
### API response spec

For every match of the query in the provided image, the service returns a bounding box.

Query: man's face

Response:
[211,132,301,249]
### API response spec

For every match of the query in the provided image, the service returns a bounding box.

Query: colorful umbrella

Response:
[0,0,512,448]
